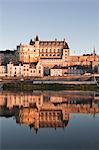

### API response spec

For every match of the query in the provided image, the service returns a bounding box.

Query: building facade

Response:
[51,65,84,76]
[63,55,99,67]
[7,61,44,77]
[0,36,99,77]
[18,35,70,63]
[0,65,7,77]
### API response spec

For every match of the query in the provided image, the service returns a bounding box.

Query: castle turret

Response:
[62,38,70,60]
[35,35,39,49]
[29,39,34,45]
[35,35,39,41]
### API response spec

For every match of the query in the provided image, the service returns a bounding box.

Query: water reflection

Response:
[0,91,99,133]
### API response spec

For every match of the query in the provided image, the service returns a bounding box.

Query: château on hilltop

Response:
[17,35,70,63]
[0,35,99,78]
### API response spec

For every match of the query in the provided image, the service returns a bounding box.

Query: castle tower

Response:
[62,37,70,60]
[18,36,70,63]
[35,35,39,49]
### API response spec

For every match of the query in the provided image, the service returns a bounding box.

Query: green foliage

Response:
[3,82,98,91]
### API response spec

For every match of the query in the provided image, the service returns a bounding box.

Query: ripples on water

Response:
[0,90,99,150]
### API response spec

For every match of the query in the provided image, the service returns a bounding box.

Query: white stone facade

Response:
[6,62,44,77]
[0,66,7,77]
[18,35,70,63]
[51,68,63,76]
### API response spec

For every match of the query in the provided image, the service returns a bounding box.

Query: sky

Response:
[0,0,99,55]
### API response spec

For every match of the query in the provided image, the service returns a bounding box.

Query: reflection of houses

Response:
[0,92,43,109]
[0,91,99,132]
[0,91,99,112]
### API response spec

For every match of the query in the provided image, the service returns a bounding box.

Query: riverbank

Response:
[3,82,99,91]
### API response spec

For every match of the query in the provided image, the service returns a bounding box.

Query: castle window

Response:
[42,54,44,56]
[46,49,47,52]
[34,50,35,52]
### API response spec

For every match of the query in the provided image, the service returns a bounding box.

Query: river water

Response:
[0,90,99,150]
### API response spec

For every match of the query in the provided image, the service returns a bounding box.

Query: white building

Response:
[6,62,44,77]
[0,65,7,77]
[51,65,63,76]
[29,62,44,77]
[7,62,23,77]
[50,65,84,76]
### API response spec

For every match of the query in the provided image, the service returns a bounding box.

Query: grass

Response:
[3,82,99,91]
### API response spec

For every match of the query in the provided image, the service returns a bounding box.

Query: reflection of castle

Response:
[17,108,69,133]
[0,91,99,133]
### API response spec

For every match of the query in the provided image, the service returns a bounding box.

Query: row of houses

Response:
[50,65,85,76]
[0,61,97,78]
[0,62,43,77]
